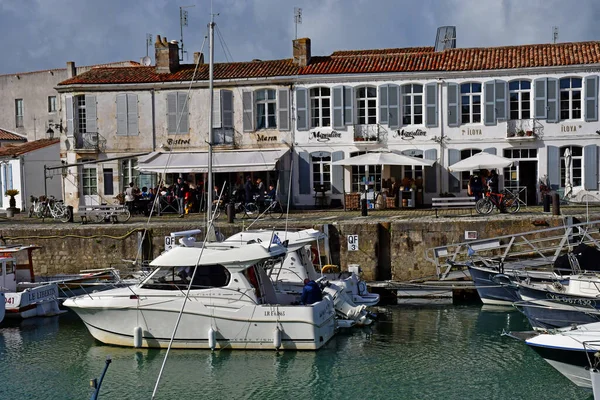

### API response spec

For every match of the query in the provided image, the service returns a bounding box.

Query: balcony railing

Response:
[75,132,106,152]
[353,124,381,143]
[506,119,539,140]
[213,128,235,146]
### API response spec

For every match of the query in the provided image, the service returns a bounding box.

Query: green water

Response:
[0,306,592,400]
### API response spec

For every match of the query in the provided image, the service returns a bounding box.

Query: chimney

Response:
[66,61,76,79]
[193,52,205,65]
[293,38,311,67]
[155,35,180,74]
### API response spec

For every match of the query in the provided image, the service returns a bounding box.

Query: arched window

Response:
[311,151,331,192]
[560,145,583,187]
[350,151,381,193]
[509,80,531,120]
[402,84,423,125]
[560,78,582,120]
[460,83,482,124]
[356,86,377,125]
[460,149,481,189]
[309,87,331,128]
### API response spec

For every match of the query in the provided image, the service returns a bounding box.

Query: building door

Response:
[519,161,538,206]
[81,163,99,205]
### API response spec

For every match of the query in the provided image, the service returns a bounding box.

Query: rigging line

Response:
[132,33,209,269]
[284,159,294,240]
[151,183,226,400]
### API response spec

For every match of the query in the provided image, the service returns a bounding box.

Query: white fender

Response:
[133,326,143,348]
[208,327,216,350]
[273,327,282,350]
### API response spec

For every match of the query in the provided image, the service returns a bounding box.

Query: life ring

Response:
[311,247,319,265]
[321,264,340,274]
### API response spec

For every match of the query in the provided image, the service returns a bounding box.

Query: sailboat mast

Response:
[206,15,215,229]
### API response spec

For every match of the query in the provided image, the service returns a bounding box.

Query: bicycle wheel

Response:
[243,202,258,218]
[504,195,520,214]
[116,208,131,223]
[269,202,284,219]
[476,198,493,215]
[210,203,221,220]
[59,207,71,223]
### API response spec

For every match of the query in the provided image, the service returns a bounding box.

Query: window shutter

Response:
[424,149,438,193]
[585,75,599,122]
[484,80,496,126]
[85,95,97,133]
[66,95,74,137]
[495,80,508,120]
[379,85,389,124]
[298,151,311,195]
[547,145,560,190]
[212,90,222,129]
[534,78,548,119]
[448,149,460,193]
[296,88,308,131]
[447,83,459,127]
[331,151,344,194]
[116,94,127,136]
[584,144,599,190]
[167,92,177,134]
[177,92,189,134]
[278,88,290,131]
[7,164,13,190]
[332,86,344,129]
[547,78,559,123]
[242,90,254,132]
[127,94,138,136]
[484,147,497,155]
[343,86,354,126]
[388,84,400,129]
[221,90,233,128]
[425,83,438,128]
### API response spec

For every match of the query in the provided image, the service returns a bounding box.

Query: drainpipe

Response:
[20,156,26,210]
[438,80,445,194]
[151,89,156,151]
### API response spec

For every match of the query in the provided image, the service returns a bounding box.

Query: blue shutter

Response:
[221,90,233,128]
[447,83,459,127]
[7,164,13,190]
[379,85,389,125]
[343,86,354,126]
[85,95,97,133]
[127,94,138,136]
[177,92,189,134]
[425,83,438,128]
[388,84,400,129]
[296,88,308,131]
[424,149,438,193]
[584,145,599,190]
[332,86,344,129]
[331,151,344,194]
[484,147,497,155]
[167,93,177,134]
[66,96,74,137]
[495,80,508,120]
[484,80,496,126]
[298,151,311,195]
[448,149,460,193]
[547,78,559,123]
[534,78,548,119]
[585,75,599,122]
[242,90,254,132]
[116,94,127,136]
[547,145,560,190]
[278,89,290,131]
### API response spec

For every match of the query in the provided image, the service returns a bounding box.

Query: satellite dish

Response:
[142,56,152,66]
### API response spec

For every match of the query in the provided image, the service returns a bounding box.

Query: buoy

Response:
[133,326,143,348]
[273,327,282,350]
[208,328,217,350]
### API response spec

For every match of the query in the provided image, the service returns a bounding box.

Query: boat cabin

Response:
[0,245,39,292]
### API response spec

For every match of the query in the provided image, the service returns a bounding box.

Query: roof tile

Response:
[0,128,27,141]
[0,139,59,157]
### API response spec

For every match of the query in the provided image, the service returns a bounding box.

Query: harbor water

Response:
[0,305,591,400]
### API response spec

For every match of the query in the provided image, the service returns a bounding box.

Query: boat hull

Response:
[4,284,62,319]
[0,292,4,323]
[467,265,520,306]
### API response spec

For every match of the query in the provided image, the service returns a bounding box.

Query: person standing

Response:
[124,182,136,213]
[174,177,188,217]
[256,178,266,210]
[244,176,253,204]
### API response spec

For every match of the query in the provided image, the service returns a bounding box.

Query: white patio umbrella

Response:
[564,148,573,198]
[448,152,514,172]
[332,151,435,167]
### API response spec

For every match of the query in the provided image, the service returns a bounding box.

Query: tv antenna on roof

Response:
[179,4,195,61]
[294,7,302,40]
[145,33,152,57]
[552,26,559,44]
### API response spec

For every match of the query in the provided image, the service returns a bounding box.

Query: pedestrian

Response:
[174,177,188,217]
[124,182,136,213]
[256,178,266,210]
[244,176,253,204]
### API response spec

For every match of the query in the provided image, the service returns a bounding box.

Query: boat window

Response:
[243,265,262,299]
[141,265,230,290]
[5,260,15,275]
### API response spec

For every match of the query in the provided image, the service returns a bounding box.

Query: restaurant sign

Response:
[309,130,343,142]
[395,129,427,140]
[167,138,191,146]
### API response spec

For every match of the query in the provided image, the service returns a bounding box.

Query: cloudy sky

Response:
[1,0,600,74]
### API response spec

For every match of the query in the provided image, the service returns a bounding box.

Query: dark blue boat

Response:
[467,264,521,305]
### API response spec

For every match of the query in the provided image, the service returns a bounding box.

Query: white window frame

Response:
[310,87,331,128]
[311,152,331,192]
[560,77,583,121]
[460,83,482,124]
[350,151,382,193]
[76,95,87,133]
[509,80,531,120]
[82,163,98,196]
[356,86,377,125]
[560,145,583,188]
[402,84,424,125]
[48,96,57,113]
[15,99,23,128]
[255,89,277,129]
[121,159,139,192]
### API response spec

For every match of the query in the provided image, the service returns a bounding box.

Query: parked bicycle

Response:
[34,195,71,222]
[210,199,259,220]
[28,195,44,218]
[475,189,520,215]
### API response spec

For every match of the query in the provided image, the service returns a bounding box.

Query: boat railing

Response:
[583,341,600,370]
[425,219,600,279]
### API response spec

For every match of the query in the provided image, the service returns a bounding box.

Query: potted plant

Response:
[517,129,525,137]
[526,130,533,136]
[5,189,19,217]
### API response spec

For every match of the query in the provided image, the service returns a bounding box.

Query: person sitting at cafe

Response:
[141,186,149,199]
[267,184,276,200]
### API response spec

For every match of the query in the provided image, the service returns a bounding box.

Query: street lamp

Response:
[46,121,63,139]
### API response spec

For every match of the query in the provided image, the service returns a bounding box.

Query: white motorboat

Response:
[1,245,61,320]
[63,242,336,350]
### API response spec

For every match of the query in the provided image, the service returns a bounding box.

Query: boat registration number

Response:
[264,310,285,317]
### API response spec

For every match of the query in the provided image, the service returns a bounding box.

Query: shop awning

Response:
[136,148,289,173]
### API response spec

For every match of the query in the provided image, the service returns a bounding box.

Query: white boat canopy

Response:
[331,151,435,167]
[448,152,514,172]
[137,148,289,173]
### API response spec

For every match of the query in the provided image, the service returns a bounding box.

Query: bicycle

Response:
[28,195,44,218]
[262,197,284,219]
[93,205,131,223]
[210,199,259,220]
[37,195,71,222]
[476,189,520,215]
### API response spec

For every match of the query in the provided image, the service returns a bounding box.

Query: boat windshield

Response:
[140,265,230,290]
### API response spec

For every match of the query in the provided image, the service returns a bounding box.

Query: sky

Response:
[1,0,600,74]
